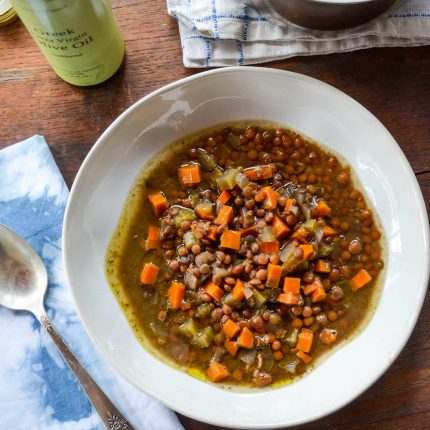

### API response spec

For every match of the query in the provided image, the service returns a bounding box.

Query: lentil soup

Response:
[105,121,385,388]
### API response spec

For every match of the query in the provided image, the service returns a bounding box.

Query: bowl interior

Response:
[63,67,429,428]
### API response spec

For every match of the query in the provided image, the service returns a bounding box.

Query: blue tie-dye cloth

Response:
[0,136,184,430]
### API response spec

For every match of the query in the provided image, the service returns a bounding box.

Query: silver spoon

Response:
[0,224,134,430]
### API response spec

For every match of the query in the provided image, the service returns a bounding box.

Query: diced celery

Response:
[221,293,239,307]
[195,303,211,318]
[302,219,318,234]
[295,261,309,272]
[235,172,250,190]
[281,244,302,273]
[195,200,213,217]
[282,257,302,274]
[174,209,196,227]
[185,290,201,305]
[197,149,217,171]
[262,288,277,301]
[216,168,240,191]
[183,231,198,249]
[192,326,214,348]
[283,328,299,347]
[279,242,295,263]
[214,143,231,159]
[179,319,198,339]
[252,289,267,308]
[319,243,334,257]
[189,190,200,207]
[227,133,241,147]
[208,166,224,188]
[261,226,275,243]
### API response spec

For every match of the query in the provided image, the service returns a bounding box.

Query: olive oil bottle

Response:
[10,0,124,86]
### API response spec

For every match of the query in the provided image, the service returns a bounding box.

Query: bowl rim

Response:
[63,66,430,428]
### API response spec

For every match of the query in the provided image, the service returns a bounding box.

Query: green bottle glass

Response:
[10,0,125,86]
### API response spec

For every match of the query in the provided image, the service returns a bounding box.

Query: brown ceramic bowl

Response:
[267,0,399,31]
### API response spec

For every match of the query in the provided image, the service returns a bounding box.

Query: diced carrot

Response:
[260,186,279,210]
[206,226,218,242]
[302,276,319,292]
[266,264,282,288]
[291,226,308,242]
[311,285,327,303]
[350,269,372,292]
[296,350,312,363]
[223,319,241,339]
[283,198,297,215]
[272,215,291,240]
[168,281,185,309]
[315,259,331,273]
[232,278,245,301]
[140,262,159,285]
[215,205,233,226]
[296,329,313,353]
[145,225,161,250]
[220,230,241,250]
[178,163,201,186]
[299,244,314,261]
[217,190,231,205]
[283,277,301,294]
[195,203,213,220]
[319,328,337,345]
[237,327,254,349]
[244,165,273,181]
[303,276,322,295]
[148,192,169,217]
[322,225,338,237]
[207,362,229,382]
[240,226,258,237]
[259,241,280,254]
[303,282,318,296]
[277,292,300,305]
[224,339,239,357]
[204,281,224,302]
[316,199,331,217]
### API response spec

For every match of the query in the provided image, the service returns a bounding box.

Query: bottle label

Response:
[10,0,124,86]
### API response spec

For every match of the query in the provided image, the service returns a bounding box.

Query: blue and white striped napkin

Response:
[0,136,183,430]
[167,0,430,67]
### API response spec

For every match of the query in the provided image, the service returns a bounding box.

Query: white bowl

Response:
[63,67,429,428]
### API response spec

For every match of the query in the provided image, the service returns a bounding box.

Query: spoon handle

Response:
[39,313,134,430]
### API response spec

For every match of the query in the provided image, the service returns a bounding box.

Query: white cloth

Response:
[167,0,430,67]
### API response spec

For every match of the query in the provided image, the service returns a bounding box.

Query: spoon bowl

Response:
[0,224,47,312]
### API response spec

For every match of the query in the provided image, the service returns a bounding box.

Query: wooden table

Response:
[1,1,429,429]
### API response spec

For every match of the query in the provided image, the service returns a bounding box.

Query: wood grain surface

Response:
[1,1,429,429]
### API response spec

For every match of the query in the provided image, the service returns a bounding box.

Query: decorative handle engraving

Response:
[107,412,129,429]
[40,315,53,330]
[39,313,134,430]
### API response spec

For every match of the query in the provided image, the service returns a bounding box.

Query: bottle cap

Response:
[0,0,17,26]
